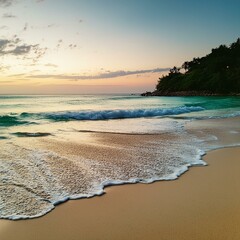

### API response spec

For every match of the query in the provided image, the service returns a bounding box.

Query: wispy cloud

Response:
[2,13,16,18]
[55,40,78,50]
[0,64,10,72]
[23,23,28,31]
[47,24,56,28]
[27,68,170,80]
[0,25,8,30]
[30,24,58,30]
[56,39,63,48]
[9,45,34,55]
[0,38,31,56]
[45,63,58,68]
[0,0,15,8]
[69,44,77,49]
[0,0,44,8]
[0,37,47,62]
[0,39,11,50]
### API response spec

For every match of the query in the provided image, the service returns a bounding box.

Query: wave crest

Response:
[45,106,204,121]
[0,115,29,127]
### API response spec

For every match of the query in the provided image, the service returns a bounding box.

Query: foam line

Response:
[45,106,204,121]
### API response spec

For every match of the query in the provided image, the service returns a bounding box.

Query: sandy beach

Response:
[0,0,239,238]
[0,146,239,240]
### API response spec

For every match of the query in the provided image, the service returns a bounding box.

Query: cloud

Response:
[0,25,8,30]
[56,39,63,48]
[0,37,47,62]
[0,64,10,72]
[45,63,58,68]
[0,38,31,55]
[0,80,14,83]
[30,24,58,30]
[9,45,33,55]
[27,68,170,80]
[0,39,10,49]
[47,24,56,28]
[69,44,77,49]
[0,0,15,7]
[55,40,78,50]
[2,13,16,18]
[23,23,28,31]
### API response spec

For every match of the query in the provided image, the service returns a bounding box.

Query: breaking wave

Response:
[0,115,29,127]
[45,106,205,121]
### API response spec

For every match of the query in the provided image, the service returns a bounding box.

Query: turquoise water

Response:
[0,95,240,129]
[0,95,240,220]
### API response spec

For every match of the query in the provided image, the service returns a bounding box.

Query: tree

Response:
[169,66,180,74]
[155,38,240,94]
[182,61,190,72]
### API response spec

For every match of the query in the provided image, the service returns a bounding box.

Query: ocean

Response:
[0,95,240,220]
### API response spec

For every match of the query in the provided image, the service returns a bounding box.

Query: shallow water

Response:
[0,95,240,220]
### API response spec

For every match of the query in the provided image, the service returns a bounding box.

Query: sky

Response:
[0,0,239,94]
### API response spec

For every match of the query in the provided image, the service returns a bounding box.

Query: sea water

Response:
[0,95,240,219]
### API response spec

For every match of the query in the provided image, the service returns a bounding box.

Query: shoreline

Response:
[1,146,240,239]
[1,117,240,220]
[141,90,240,96]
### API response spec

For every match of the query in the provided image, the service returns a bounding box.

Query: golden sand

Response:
[0,147,240,240]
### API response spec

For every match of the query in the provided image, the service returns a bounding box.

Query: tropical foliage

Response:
[156,38,240,94]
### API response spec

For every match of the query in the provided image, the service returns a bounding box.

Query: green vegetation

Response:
[156,38,240,95]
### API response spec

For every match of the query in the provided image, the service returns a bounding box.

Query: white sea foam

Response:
[0,132,213,220]
[0,95,239,220]
[229,130,239,134]
[0,134,239,220]
[45,106,204,121]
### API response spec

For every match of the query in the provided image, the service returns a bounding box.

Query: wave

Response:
[0,144,206,220]
[64,95,142,104]
[0,115,29,127]
[12,132,52,138]
[45,106,205,121]
[184,96,240,110]
[0,95,35,99]
[0,136,8,140]
[170,111,240,120]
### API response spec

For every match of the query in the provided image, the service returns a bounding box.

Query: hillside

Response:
[143,39,240,96]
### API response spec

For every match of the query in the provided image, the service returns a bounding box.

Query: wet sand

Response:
[0,146,240,240]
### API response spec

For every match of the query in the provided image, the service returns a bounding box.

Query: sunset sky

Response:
[0,0,239,94]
